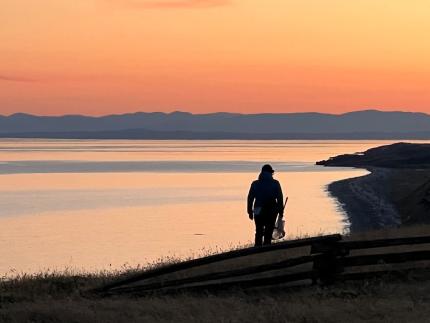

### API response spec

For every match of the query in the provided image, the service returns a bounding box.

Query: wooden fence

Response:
[95,233,430,296]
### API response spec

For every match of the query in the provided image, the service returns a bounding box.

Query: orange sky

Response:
[1,0,430,115]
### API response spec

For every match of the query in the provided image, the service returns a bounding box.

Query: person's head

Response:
[261,164,274,174]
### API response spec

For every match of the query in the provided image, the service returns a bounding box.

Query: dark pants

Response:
[254,211,278,247]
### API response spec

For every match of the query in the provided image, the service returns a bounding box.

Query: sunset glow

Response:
[1,0,430,115]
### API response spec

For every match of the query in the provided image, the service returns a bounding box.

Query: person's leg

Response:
[263,213,278,245]
[254,216,264,247]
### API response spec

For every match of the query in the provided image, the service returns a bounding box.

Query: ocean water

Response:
[0,139,400,274]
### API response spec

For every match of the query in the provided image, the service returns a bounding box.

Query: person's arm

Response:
[247,182,255,220]
[276,181,284,217]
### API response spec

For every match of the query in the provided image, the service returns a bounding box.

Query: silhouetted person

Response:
[247,164,284,246]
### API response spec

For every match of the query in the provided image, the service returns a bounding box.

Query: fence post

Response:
[311,240,348,285]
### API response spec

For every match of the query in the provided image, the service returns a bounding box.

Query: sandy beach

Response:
[328,166,430,233]
[319,143,430,232]
[328,168,401,233]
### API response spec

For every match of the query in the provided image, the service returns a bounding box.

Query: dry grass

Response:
[1,271,430,323]
[2,227,430,322]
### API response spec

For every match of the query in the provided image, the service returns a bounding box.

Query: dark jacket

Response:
[247,171,284,216]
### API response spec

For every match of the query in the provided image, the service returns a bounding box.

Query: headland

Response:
[317,142,430,232]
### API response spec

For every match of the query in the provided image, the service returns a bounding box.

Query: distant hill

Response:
[317,142,430,168]
[1,110,430,139]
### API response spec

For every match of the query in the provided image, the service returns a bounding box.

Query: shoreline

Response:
[328,168,401,233]
[318,142,430,232]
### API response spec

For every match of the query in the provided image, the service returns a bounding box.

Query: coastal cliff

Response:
[317,143,430,231]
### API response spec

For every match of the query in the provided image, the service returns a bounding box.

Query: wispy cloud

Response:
[0,74,36,83]
[108,0,231,9]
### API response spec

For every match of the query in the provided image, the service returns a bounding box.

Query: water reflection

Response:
[0,139,384,274]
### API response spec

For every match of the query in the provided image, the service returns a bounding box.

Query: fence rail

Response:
[97,234,341,293]
[110,254,321,295]
[96,233,430,296]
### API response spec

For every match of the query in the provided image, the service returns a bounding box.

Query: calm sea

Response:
[0,140,405,274]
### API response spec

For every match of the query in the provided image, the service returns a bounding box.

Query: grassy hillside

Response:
[2,226,430,323]
[2,271,430,323]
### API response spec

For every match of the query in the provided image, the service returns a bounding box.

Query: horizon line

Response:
[1,109,428,118]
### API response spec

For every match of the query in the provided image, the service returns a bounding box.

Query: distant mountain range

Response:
[1,110,430,139]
